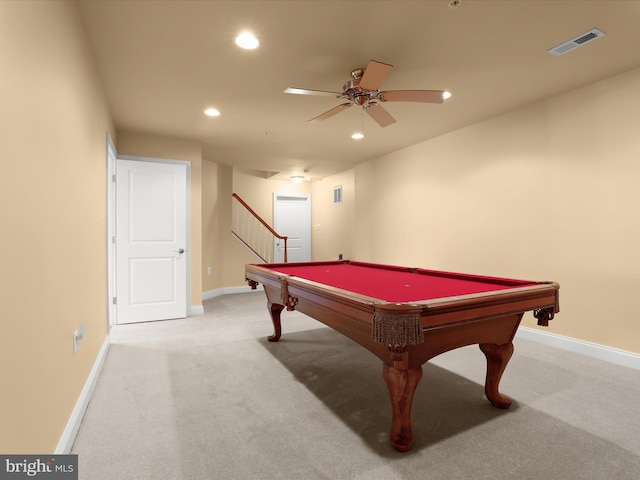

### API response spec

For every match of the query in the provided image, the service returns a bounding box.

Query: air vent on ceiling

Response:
[548,28,606,56]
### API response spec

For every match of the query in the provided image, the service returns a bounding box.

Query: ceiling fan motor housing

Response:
[342,75,378,107]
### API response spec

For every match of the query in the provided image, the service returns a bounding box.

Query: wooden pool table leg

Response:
[479,342,514,409]
[267,302,284,342]
[382,360,423,452]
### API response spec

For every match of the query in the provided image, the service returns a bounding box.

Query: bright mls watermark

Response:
[0,455,77,479]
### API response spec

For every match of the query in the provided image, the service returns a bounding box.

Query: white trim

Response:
[55,335,110,454]
[106,135,117,329]
[202,285,262,301]
[189,304,204,315]
[516,326,640,371]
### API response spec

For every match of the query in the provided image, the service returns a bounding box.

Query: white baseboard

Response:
[202,285,262,301]
[516,326,640,371]
[189,304,204,315]
[55,335,110,454]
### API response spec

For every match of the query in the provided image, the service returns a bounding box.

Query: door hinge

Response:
[112,297,117,305]
[112,236,116,244]
[112,174,116,182]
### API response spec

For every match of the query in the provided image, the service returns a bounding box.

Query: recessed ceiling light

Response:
[204,108,220,117]
[443,91,452,100]
[351,132,364,140]
[235,32,259,49]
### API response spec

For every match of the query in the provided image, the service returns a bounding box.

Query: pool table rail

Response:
[246,263,559,333]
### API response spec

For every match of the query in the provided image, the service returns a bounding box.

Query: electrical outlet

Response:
[207,266,212,275]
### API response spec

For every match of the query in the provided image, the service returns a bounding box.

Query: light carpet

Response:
[72,292,640,479]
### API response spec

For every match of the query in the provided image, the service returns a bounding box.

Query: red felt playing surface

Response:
[268,263,535,303]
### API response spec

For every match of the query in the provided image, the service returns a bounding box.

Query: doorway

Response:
[273,193,311,262]
[113,158,189,324]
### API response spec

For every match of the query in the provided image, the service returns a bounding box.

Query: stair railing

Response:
[231,193,288,263]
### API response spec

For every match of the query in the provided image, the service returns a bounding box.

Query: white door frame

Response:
[106,135,117,329]
[106,149,192,326]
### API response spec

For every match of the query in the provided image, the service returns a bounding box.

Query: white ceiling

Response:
[78,0,640,181]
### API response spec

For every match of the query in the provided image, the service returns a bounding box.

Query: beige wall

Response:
[310,169,356,261]
[354,67,640,354]
[116,131,203,309]
[0,1,114,452]
[201,159,223,292]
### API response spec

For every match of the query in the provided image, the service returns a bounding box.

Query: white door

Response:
[273,193,311,262]
[116,159,188,324]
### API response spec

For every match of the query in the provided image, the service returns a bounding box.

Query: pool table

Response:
[245,260,559,452]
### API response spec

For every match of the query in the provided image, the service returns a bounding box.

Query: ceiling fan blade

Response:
[359,60,393,91]
[379,90,446,103]
[366,103,396,127]
[284,87,342,97]
[307,103,352,122]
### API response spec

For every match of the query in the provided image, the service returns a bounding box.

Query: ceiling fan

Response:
[284,60,448,127]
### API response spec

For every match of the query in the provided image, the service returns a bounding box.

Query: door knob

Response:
[175,248,185,254]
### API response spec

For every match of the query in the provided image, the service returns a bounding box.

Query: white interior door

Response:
[273,193,311,262]
[116,159,187,324]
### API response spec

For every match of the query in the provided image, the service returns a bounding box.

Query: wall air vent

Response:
[333,186,343,204]
[548,28,605,56]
